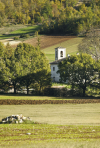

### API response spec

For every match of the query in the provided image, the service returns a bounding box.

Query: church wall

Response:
[50,64,60,82]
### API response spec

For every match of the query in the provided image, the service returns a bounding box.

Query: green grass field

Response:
[0,25,40,39]
[11,25,40,35]
[0,95,72,100]
[43,37,83,62]
[0,103,100,148]
[0,103,100,125]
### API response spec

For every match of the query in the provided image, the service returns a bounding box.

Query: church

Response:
[50,47,67,82]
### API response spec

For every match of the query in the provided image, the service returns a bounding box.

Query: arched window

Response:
[60,51,63,57]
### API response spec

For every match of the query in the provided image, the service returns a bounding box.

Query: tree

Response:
[65,0,78,7]
[33,52,51,93]
[41,1,53,19]
[3,45,20,94]
[78,28,100,60]
[14,43,51,94]
[57,53,97,96]
[0,42,10,92]
[0,42,51,94]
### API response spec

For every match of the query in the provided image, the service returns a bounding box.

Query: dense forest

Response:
[0,0,100,35]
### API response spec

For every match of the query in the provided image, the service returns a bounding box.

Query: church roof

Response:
[50,57,67,64]
[55,47,66,49]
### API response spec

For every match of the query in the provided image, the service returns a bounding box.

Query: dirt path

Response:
[0,39,21,46]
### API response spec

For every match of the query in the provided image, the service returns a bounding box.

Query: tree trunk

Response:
[13,82,16,94]
[83,87,86,97]
[71,83,74,96]
[27,85,29,95]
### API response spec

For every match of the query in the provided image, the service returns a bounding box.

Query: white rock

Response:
[16,121,18,124]
[26,133,31,135]
[23,116,27,120]
[19,119,23,123]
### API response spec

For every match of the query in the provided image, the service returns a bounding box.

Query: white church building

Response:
[50,47,67,82]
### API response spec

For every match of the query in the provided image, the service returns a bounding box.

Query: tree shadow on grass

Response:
[0,93,100,99]
[0,25,41,39]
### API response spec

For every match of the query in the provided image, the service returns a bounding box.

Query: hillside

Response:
[0,0,99,36]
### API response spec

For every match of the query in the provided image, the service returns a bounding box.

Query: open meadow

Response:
[0,95,100,148]
[0,25,40,40]
[0,103,100,125]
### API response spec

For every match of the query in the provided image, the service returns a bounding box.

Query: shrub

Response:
[20,34,30,38]
[14,36,19,40]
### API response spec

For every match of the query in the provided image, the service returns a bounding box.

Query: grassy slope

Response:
[11,25,40,35]
[42,37,83,62]
[0,25,40,39]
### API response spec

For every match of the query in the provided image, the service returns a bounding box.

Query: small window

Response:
[53,77,55,82]
[53,67,55,71]
[56,51,57,58]
[60,51,63,57]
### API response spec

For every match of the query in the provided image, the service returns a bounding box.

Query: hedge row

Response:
[0,99,100,105]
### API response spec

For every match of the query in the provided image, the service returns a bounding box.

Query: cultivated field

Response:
[24,35,76,49]
[21,36,83,62]
[0,24,83,62]
[0,97,100,148]
[42,37,82,62]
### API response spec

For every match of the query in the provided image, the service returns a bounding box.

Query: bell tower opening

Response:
[60,51,63,57]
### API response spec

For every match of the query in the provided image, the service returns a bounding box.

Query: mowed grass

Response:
[42,37,83,62]
[0,104,100,125]
[11,25,40,35]
[0,95,71,100]
[0,124,100,148]
[0,104,100,148]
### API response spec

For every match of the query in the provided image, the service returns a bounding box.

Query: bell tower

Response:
[55,47,66,61]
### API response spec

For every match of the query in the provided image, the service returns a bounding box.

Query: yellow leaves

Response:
[50,1,54,5]
[79,4,87,13]
[0,2,5,10]
[52,4,60,18]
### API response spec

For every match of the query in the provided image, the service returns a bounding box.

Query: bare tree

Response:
[78,28,100,60]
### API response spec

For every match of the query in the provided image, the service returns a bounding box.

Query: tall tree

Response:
[14,43,51,94]
[57,53,97,96]
[3,45,20,94]
[78,28,100,60]
[0,42,10,91]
